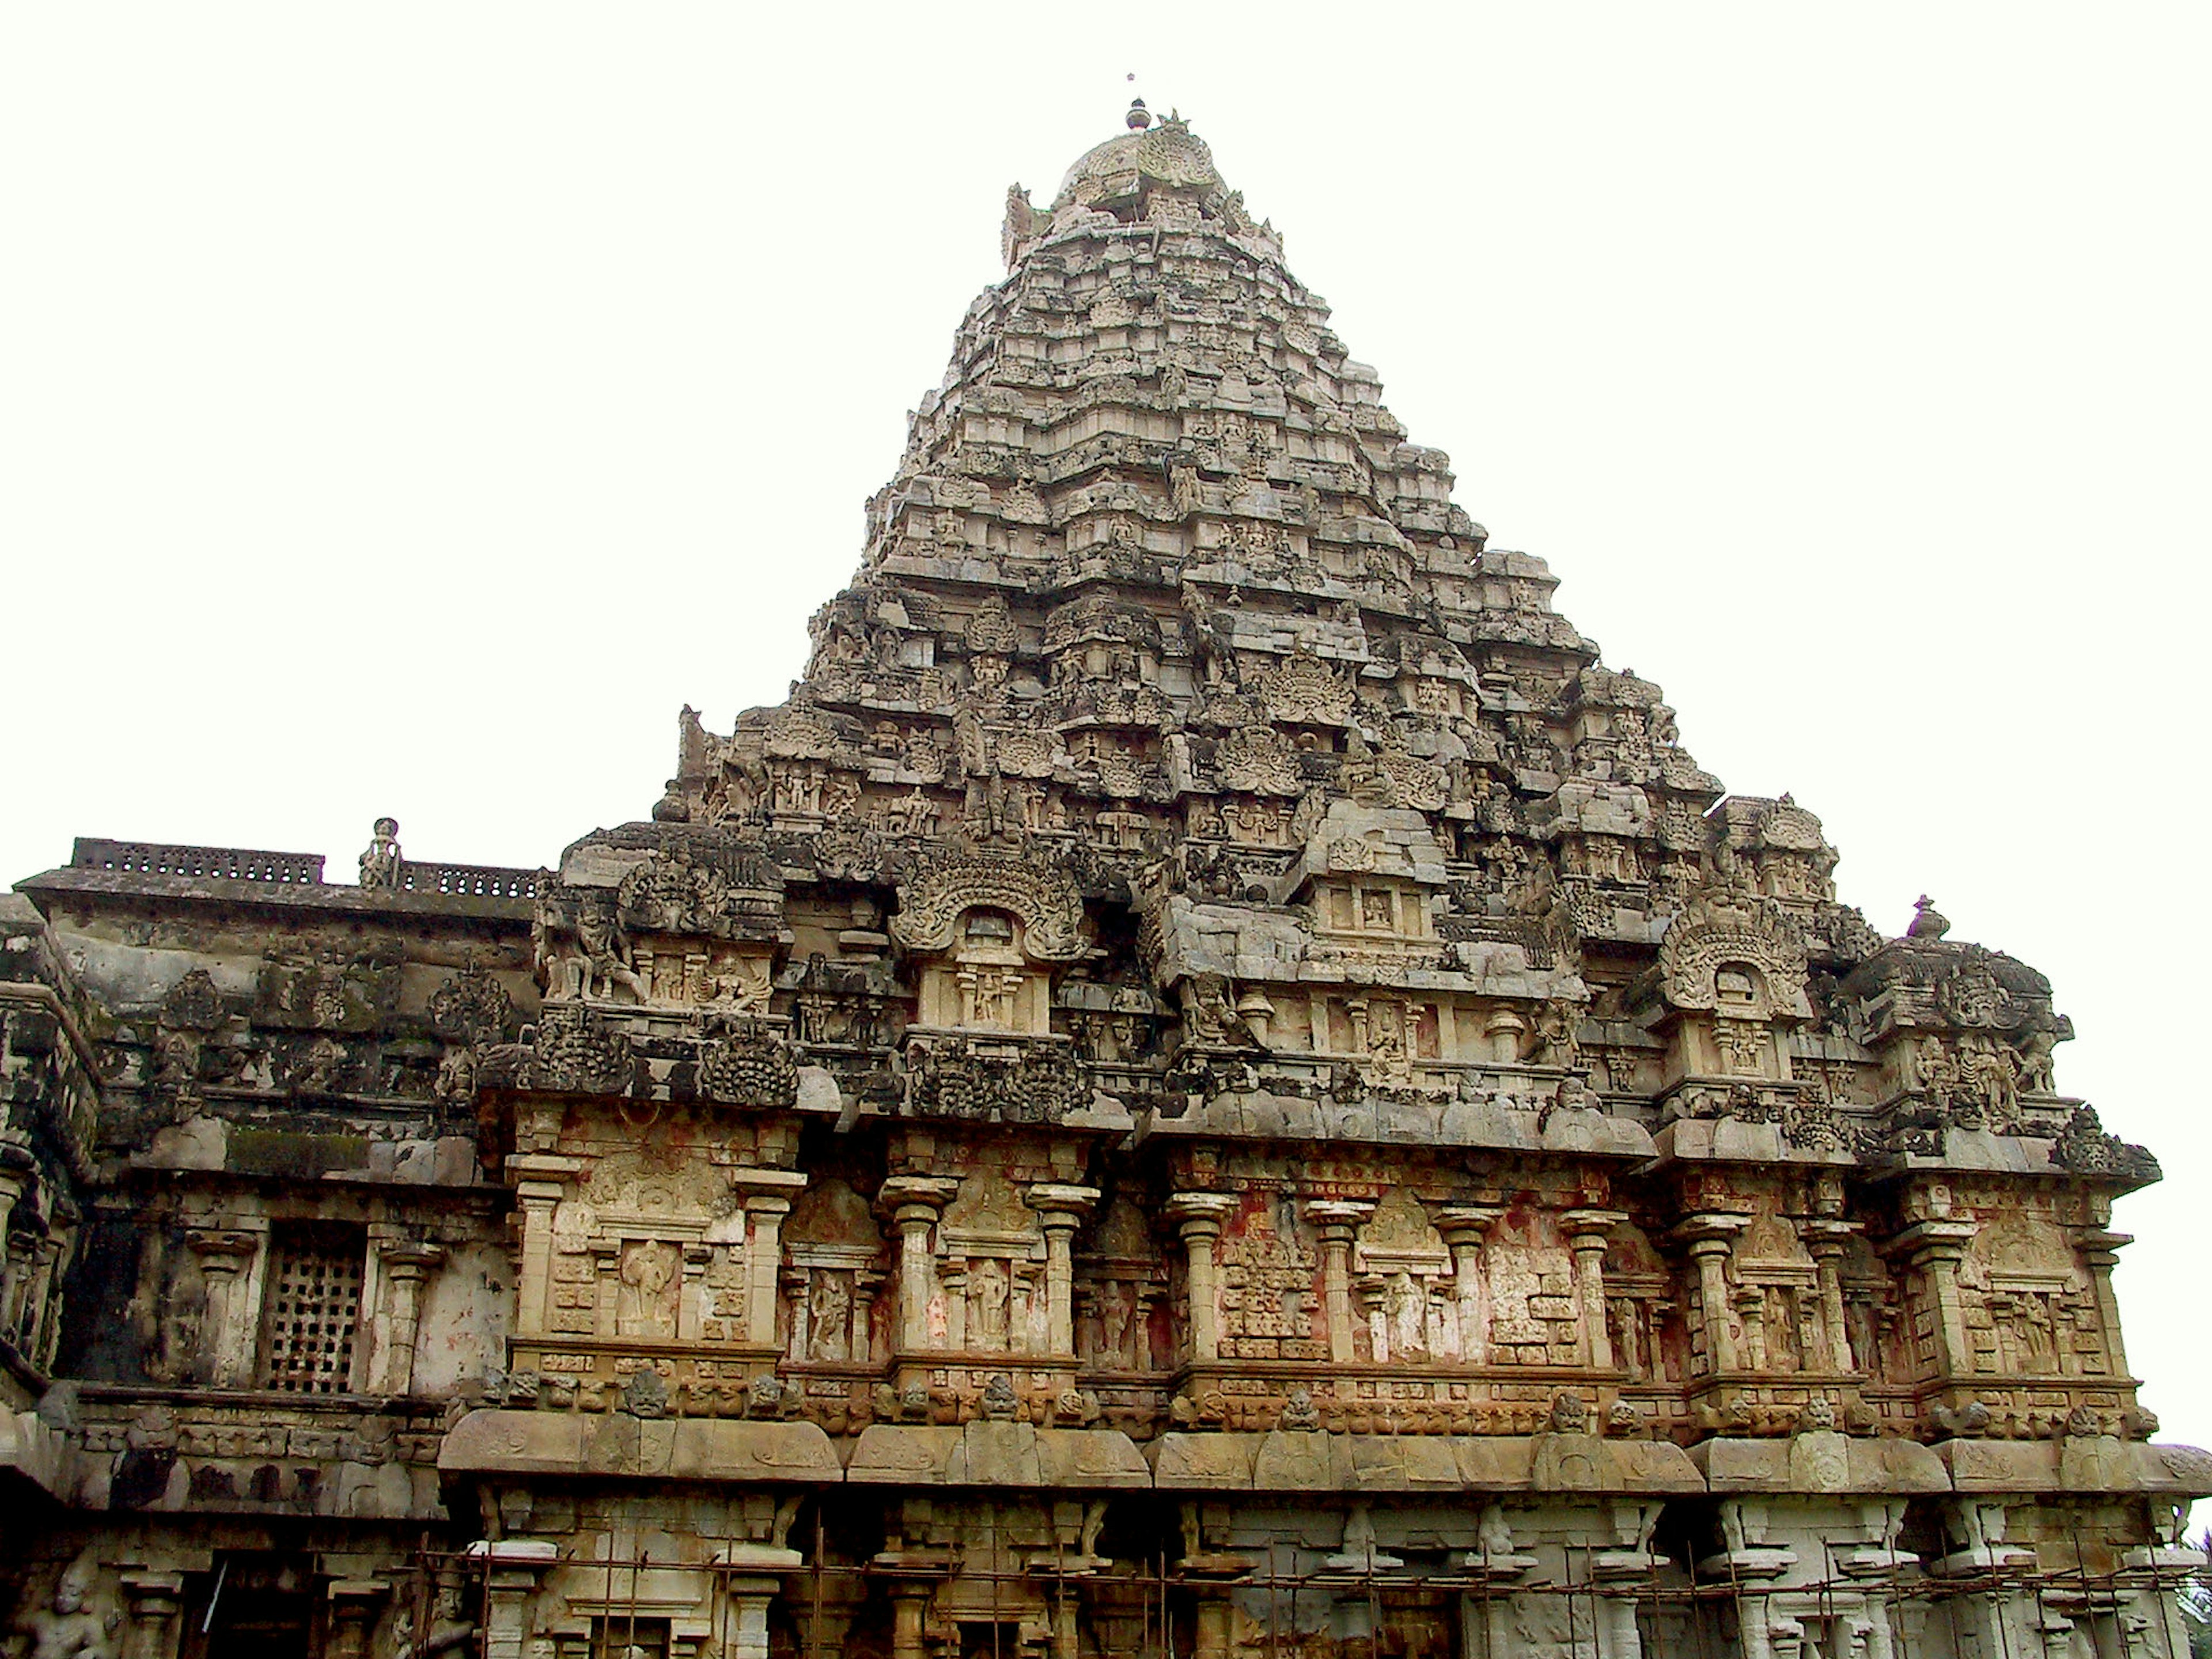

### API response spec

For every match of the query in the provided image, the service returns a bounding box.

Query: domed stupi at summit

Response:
[1,104,2202,1659]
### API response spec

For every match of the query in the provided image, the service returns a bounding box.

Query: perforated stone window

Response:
[259,1228,364,1393]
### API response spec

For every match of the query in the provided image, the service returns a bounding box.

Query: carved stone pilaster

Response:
[1026,1183,1099,1357]
[373,1237,445,1395]
[1671,1213,1749,1376]
[1302,1199,1373,1365]
[1884,1218,1979,1381]
[184,1228,260,1387]
[2078,1228,2134,1379]
[1563,1208,1627,1370]
[1435,1205,1505,1366]
[468,1540,558,1659]
[509,1155,583,1339]
[118,1572,186,1659]
[1166,1193,1237,1362]
[1800,1218,1861,1373]
[718,1544,804,1659]
[878,1175,959,1353]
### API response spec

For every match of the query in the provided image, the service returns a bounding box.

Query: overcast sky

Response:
[6,5,2209,1464]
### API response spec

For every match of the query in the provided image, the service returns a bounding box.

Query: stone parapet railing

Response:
[394,861,539,899]
[66,838,538,900]
[71,838,326,885]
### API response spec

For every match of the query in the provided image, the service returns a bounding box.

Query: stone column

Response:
[468,1540,558,1659]
[1436,1206,1504,1365]
[887,1583,932,1659]
[1303,1200,1373,1366]
[783,1266,812,1359]
[2079,1228,2135,1379]
[1801,1220,1859,1373]
[679,1243,713,1342]
[744,1198,792,1349]
[512,1172,570,1338]
[1193,1593,1234,1659]
[185,1229,260,1387]
[374,1240,445,1395]
[1166,1194,1238,1362]
[1027,1184,1100,1358]
[851,1269,882,1364]
[118,1572,185,1659]
[12,1236,59,1357]
[1672,1215,1749,1376]
[1885,1219,1979,1380]
[1359,1275,1389,1363]
[718,1545,802,1659]
[878,1175,958,1354]
[1597,1592,1642,1659]
[1563,1209,1625,1370]
[592,1243,622,1338]
[941,1260,968,1350]
[1734,1287,1769,1372]
[325,1582,384,1659]
[25,1222,73,1369]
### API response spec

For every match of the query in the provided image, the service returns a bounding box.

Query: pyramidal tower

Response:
[2,105,2204,1658]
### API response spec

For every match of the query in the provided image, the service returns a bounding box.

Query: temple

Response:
[2,103,2203,1659]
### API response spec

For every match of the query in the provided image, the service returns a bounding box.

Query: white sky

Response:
[6,5,2209,1464]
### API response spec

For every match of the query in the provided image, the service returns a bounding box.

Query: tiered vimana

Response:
[1,101,2202,1659]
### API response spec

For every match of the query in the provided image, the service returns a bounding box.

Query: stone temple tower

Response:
[0,104,2203,1659]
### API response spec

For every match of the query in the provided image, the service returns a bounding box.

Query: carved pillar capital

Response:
[118,1572,187,1659]
[1562,1208,1628,1251]
[1025,1183,1100,1227]
[1165,1191,1237,1241]
[1301,1198,1373,1240]
[1672,1213,1751,1253]
[1434,1205,1506,1248]
[877,1174,960,1221]
[184,1229,258,1274]
[1883,1218,1978,1266]
[376,1240,447,1279]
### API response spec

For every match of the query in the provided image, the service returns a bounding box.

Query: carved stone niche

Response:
[1074,1195,1166,1372]
[1312,875,1432,948]
[893,856,1086,1036]
[934,1171,1048,1356]
[1643,894,1813,1087]
[1351,1188,1458,1364]
[780,1179,886,1366]
[1959,1209,2094,1381]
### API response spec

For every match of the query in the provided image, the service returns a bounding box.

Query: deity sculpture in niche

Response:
[1733,1210,1817,1373]
[935,1170,1047,1355]
[781,1178,884,1365]
[1353,1189,1456,1363]
[1077,1195,1166,1370]
[1961,1209,2096,1379]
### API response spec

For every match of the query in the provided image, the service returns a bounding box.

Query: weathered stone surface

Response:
[0,101,2200,1659]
